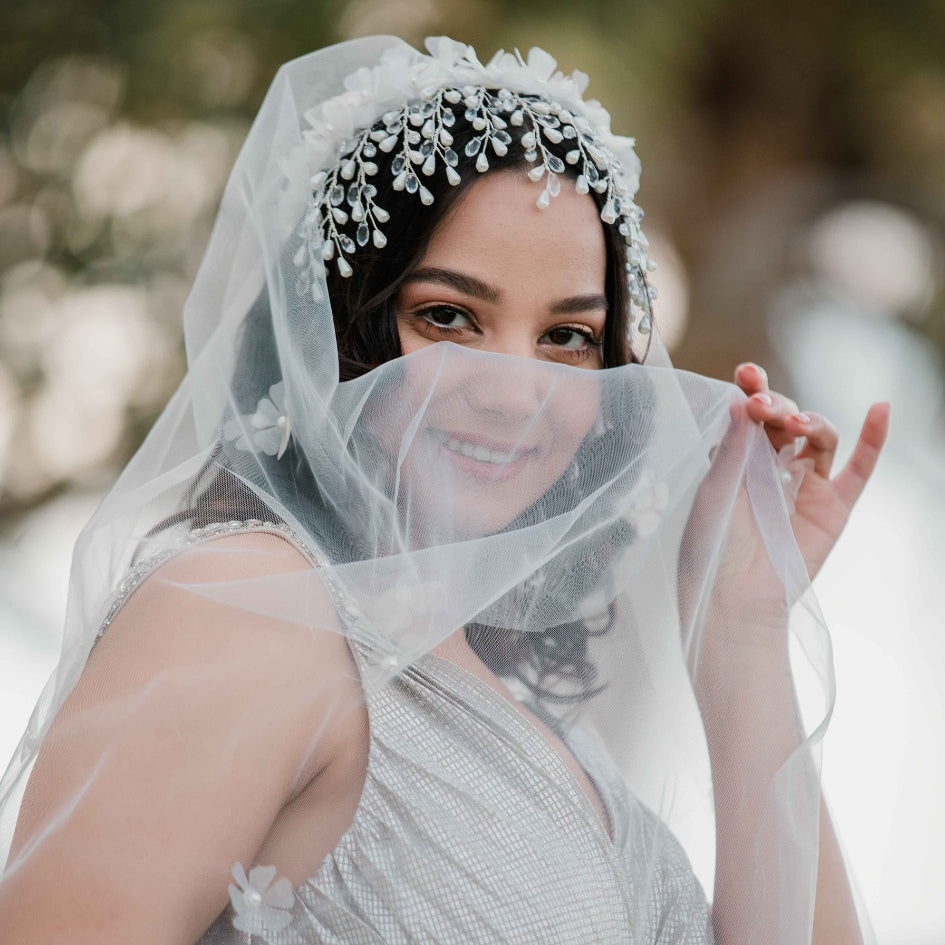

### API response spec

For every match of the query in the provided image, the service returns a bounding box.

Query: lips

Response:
[428,429,539,480]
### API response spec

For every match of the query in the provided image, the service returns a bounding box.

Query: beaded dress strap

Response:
[92,519,366,649]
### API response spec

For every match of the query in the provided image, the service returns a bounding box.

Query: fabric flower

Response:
[298,35,646,200]
[565,68,590,97]
[373,580,445,636]
[320,94,364,139]
[424,36,474,68]
[524,46,558,82]
[378,45,427,98]
[343,65,377,97]
[229,862,295,937]
[484,49,519,74]
[223,381,292,459]
[411,39,475,95]
[626,470,670,538]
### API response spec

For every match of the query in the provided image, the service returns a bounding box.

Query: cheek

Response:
[527,379,602,500]
[549,376,601,447]
[396,309,448,359]
[397,323,428,357]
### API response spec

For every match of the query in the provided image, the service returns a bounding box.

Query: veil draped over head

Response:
[0,36,868,945]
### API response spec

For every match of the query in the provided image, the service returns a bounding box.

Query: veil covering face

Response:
[0,36,864,945]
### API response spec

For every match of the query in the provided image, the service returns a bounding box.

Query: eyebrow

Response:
[403,266,608,316]
[549,294,609,316]
[404,267,500,303]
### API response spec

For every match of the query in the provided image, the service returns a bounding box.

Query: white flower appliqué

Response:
[367,580,446,672]
[625,469,670,539]
[373,580,445,637]
[229,862,295,937]
[223,381,292,459]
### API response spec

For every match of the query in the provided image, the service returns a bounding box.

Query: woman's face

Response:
[389,170,607,539]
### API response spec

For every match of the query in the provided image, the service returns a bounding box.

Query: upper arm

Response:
[0,532,361,945]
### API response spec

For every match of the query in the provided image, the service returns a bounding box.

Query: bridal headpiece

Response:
[292,37,656,314]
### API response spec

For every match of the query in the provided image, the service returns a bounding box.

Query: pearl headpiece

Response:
[293,37,657,320]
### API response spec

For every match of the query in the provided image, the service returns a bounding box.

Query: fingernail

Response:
[791,412,811,424]
[753,393,772,405]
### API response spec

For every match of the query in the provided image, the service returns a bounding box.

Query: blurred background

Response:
[1,0,943,940]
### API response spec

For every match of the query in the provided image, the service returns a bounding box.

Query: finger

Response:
[744,391,800,451]
[790,412,839,477]
[744,390,800,423]
[734,362,769,398]
[832,403,891,510]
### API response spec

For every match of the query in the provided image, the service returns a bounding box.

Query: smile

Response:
[428,429,538,480]
[438,434,520,465]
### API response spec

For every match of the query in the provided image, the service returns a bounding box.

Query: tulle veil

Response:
[0,35,866,945]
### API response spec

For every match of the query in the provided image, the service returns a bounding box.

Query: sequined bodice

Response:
[107,522,712,944]
[204,647,712,943]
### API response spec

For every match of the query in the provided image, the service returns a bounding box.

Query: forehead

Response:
[418,171,607,290]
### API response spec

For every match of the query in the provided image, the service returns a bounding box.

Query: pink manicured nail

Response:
[753,393,772,405]
[792,413,811,424]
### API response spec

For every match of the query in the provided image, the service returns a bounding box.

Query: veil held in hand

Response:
[0,35,858,945]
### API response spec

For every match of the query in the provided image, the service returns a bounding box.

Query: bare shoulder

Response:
[94,527,352,680]
[1,527,365,943]
[85,526,360,776]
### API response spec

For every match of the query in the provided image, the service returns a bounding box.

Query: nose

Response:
[463,349,552,424]
[483,325,538,362]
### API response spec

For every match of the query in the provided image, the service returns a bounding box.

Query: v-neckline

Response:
[415,648,616,847]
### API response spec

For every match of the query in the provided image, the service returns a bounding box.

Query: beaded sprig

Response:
[300,87,650,295]
[293,37,657,345]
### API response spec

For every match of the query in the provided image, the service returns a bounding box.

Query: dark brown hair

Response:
[171,92,653,705]
[322,94,637,379]
[310,95,648,703]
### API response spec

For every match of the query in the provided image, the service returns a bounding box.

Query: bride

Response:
[0,36,887,944]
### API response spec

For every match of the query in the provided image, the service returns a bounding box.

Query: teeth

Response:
[440,434,518,465]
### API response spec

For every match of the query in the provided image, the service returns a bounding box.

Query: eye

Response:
[543,326,600,351]
[416,305,475,333]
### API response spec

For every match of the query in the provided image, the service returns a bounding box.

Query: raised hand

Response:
[734,362,889,581]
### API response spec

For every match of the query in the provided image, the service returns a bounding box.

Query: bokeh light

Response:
[1,5,944,940]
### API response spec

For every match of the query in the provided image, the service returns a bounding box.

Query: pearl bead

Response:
[244,888,263,907]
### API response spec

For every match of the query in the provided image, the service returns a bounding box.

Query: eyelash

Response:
[412,305,603,362]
